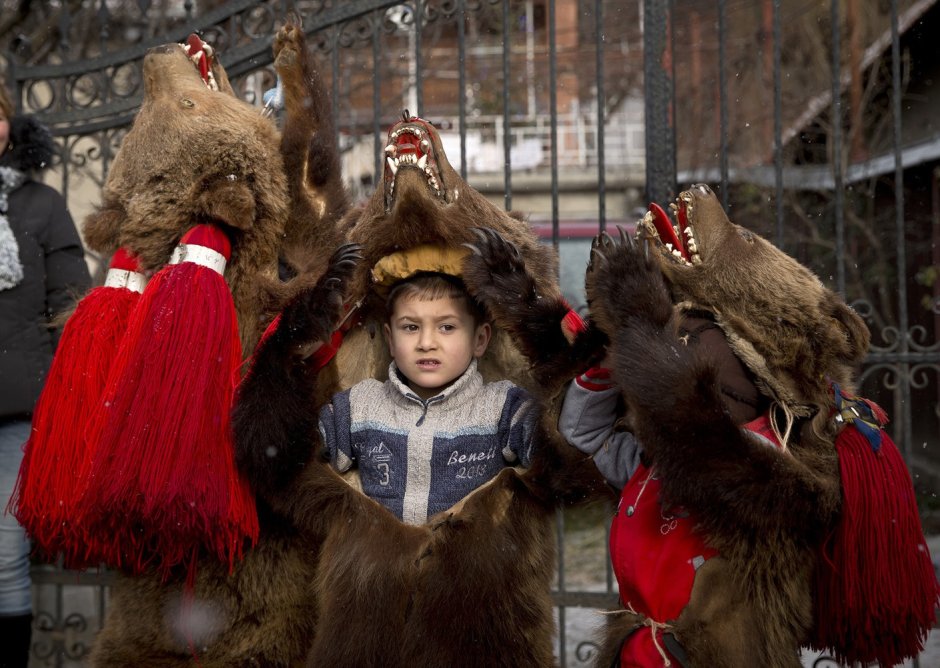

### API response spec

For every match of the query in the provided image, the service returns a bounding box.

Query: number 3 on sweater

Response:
[377,463,390,486]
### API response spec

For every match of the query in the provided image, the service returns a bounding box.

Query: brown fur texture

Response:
[637,186,869,415]
[91,519,323,668]
[582,184,867,667]
[81,41,284,352]
[81,25,347,352]
[88,25,349,668]
[449,184,874,666]
[232,115,613,665]
[460,226,610,395]
[234,272,607,666]
[331,115,564,391]
[271,24,349,279]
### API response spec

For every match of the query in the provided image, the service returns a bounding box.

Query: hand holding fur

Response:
[233,243,361,498]
[274,243,361,352]
[586,230,838,544]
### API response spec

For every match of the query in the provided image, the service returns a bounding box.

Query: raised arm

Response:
[460,227,608,393]
[233,243,361,500]
[584,231,840,543]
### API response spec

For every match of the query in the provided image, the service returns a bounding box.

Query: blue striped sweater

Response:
[319,360,535,525]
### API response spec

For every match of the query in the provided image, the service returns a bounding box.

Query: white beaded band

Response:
[169,243,227,275]
[104,269,147,294]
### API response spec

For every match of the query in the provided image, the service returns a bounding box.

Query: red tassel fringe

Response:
[812,425,940,666]
[77,225,258,578]
[561,303,587,344]
[10,249,143,566]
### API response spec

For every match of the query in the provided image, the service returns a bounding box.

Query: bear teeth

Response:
[385,125,442,195]
[390,127,426,140]
[385,156,441,194]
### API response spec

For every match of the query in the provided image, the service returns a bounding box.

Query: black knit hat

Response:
[2,115,56,172]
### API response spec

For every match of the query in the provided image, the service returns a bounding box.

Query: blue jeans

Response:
[0,420,31,616]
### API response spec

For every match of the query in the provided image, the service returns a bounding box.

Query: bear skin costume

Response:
[86,25,355,667]
[463,183,938,668]
[326,113,584,394]
[81,25,348,353]
[230,112,612,667]
[85,24,611,668]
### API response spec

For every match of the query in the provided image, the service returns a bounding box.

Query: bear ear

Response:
[82,200,127,253]
[828,299,870,364]
[194,179,256,230]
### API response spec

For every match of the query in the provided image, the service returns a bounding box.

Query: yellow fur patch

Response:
[370,244,470,290]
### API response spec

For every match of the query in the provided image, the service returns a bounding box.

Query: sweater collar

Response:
[387,358,482,408]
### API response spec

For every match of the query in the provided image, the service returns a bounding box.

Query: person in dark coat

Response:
[0,81,90,668]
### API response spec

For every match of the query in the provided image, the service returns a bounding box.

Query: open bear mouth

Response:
[638,186,706,266]
[383,116,444,207]
[179,34,219,91]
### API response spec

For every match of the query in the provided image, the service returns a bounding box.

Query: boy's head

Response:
[384,272,491,400]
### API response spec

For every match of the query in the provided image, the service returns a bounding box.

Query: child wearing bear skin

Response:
[319,272,536,525]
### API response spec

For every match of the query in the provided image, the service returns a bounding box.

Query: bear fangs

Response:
[639,200,702,267]
[384,125,443,199]
[177,40,219,91]
[385,155,442,196]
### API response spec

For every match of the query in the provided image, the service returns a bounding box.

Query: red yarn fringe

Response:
[10,251,142,566]
[812,425,939,666]
[561,304,587,343]
[77,227,258,578]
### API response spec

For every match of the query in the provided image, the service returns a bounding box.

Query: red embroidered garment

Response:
[610,416,779,667]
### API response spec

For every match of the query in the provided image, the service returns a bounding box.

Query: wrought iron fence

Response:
[5,0,937,665]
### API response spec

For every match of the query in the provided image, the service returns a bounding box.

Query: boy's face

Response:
[384,293,491,400]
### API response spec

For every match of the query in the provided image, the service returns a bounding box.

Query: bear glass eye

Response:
[180,98,195,108]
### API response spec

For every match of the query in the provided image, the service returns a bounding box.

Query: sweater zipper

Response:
[413,395,443,427]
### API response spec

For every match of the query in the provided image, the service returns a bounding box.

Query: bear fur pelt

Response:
[326,113,595,394]
[87,24,351,668]
[81,24,347,352]
[583,187,860,667]
[231,114,612,666]
[463,183,937,667]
